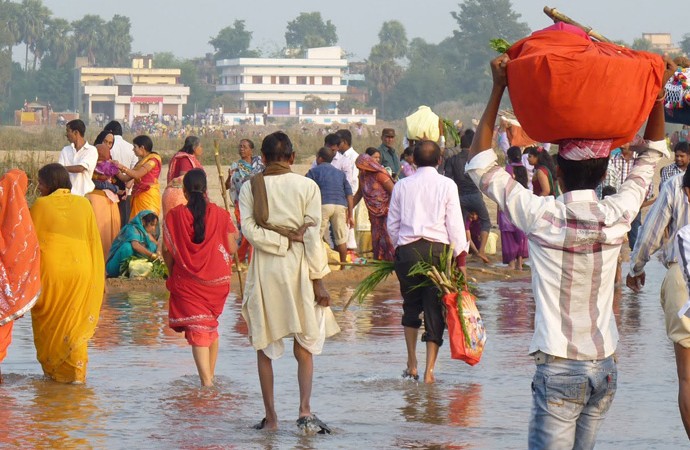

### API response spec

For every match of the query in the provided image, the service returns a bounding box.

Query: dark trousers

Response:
[394,239,445,346]
[118,195,132,228]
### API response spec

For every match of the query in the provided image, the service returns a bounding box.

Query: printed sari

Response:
[164,203,235,346]
[106,209,158,277]
[355,154,395,261]
[230,156,264,263]
[162,152,203,218]
[130,153,162,221]
[30,189,104,383]
[0,170,41,363]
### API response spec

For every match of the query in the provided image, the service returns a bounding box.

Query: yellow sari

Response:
[30,189,105,383]
[130,153,162,221]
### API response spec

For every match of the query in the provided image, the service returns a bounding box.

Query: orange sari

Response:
[162,152,203,219]
[0,170,41,363]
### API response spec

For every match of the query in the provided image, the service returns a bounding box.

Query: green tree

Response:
[210,20,259,60]
[0,1,18,117]
[365,21,409,118]
[302,94,327,113]
[153,52,213,115]
[631,37,654,52]
[102,15,132,67]
[18,0,51,71]
[36,18,73,69]
[681,34,690,57]
[72,15,105,66]
[449,0,530,103]
[285,12,337,56]
[377,20,408,60]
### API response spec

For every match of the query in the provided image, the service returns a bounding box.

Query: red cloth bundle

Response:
[443,291,486,366]
[506,25,665,150]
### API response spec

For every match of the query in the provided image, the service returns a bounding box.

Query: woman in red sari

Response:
[354,148,395,261]
[162,136,204,218]
[163,169,238,386]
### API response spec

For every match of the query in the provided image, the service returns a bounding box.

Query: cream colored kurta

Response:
[239,172,340,356]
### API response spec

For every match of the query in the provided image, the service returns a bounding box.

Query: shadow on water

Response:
[0,260,687,448]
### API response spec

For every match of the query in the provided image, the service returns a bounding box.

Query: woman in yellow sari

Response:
[30,163,105,383]
[116,135,162,221]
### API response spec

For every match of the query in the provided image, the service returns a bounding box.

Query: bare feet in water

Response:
[477,253,491,265]
[424,369,435,384]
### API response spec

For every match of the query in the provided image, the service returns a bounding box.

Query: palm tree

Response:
[103,15,132,67]
[37,18,73,69]
[72,15,105,66]
[18,0,51,71]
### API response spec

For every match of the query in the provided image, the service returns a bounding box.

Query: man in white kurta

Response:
[57,119,97,196]
[239,131,339,433]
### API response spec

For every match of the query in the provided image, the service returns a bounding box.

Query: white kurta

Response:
[239,172,340,357]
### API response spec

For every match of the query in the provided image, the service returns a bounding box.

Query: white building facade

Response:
[75,57,190,124]
[216,47,348,116]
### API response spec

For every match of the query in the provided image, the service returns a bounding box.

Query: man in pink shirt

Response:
[387,140,468,384]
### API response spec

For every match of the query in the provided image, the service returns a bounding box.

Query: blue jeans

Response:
[528,352,617,450]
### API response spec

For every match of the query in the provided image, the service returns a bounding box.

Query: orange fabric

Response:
[0,169,41,327]
[0,322,13,363]
[506,124,536,147]
[506,30,665,150]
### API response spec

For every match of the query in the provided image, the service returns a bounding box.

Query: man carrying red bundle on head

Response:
[466,23,674,449]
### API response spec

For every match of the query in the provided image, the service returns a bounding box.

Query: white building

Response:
[216,47,348,116]
[75,56,190,124]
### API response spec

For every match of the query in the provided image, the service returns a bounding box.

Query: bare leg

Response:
[192,345,213,387]
[294,340,314,418]
[0,366,3,384]
[477,231,490,264]
[674,343,690,439]
[257,350,278,430]
[507,260,516,270]
[404,326,419,377]
[424,341,440,384]
[209,339,219,381]
[517,256,523,271]
[336,243,348,262]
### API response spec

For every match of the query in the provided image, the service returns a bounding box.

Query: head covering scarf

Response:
[105,209,158,277]
[558,139,614,161]
[355,153,393,217]
[0,170,40,326]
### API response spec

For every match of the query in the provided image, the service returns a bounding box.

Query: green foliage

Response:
[681,34,690,58]
[285,12,337,56]
[448,0,530,102]
[119,256,168,280]
[302,94,327,113]
[365,21,409,118]
[209,20,259,60]
[153,53,214,115]
[489,38,511,54]
[349,260,395,306]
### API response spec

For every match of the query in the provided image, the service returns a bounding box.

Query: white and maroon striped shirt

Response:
[466,140,667,360]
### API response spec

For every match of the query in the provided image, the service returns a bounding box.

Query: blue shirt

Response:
[305,163,352,207]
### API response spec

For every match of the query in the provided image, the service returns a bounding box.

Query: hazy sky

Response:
[39,0,685,61]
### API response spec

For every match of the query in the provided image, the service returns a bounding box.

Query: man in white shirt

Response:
[104,121,138,227]
[388,140,468,384]
[467,54,672,449]
[57,119,97,196]
[333,129,359,252]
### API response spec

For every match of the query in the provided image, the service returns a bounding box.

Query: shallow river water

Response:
[0,260,686,449]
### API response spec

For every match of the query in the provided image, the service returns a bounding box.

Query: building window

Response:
[253,76,263,84]
[279,76,289,85]
[310,76,315,84]
[297,76,307,85]
[271,76,277,84]
[140,104,149,113]
[322,76,333,85]
[118,85,132,96]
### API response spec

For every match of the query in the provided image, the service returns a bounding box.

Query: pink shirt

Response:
[387,166,468,256]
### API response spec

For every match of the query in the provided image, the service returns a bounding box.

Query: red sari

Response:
[0,170,41,363]
[164,203,235,346]
[162,152,203,218]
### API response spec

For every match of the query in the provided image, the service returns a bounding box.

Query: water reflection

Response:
[0,261,686,448]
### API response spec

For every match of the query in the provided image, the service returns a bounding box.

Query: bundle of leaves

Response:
[119,256,168,280]
[348,260,395,307]
[489,38,511,54]
[408,245,473,346]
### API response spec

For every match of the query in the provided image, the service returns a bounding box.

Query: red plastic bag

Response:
[506,29,665,150]
[443,291,486,366]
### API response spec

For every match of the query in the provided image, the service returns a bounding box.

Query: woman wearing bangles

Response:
[116,135,162,222]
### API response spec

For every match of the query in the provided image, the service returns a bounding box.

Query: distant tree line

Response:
[1,0,686,123]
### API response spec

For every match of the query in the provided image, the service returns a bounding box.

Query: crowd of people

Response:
[3,47,690,445]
